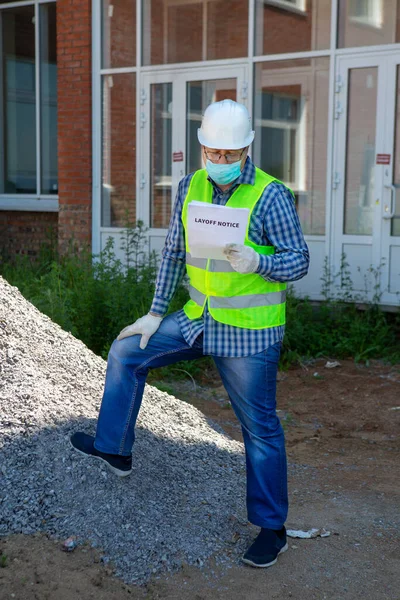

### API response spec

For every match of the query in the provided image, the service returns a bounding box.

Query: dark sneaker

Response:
[70,432,132,477]
[242,526,288,568]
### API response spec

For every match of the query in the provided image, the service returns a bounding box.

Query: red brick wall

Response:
[57,0,92,253]
[0,212,58,259]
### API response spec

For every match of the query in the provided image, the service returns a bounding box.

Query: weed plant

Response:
[1,222,187,359]
[1,226,399,388]
[0,553,8,568]
[283,256,400,366]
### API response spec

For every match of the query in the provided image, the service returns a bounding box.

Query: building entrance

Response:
[138,65,248,254]
[332,52,400,307]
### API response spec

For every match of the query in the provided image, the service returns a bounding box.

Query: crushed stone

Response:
[0,276,249,583]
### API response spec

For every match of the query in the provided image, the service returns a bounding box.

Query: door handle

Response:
[383,184,398,219]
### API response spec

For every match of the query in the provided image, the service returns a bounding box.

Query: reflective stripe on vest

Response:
[181,168,291,329]
[186,252,237,273]
[189,285,286,309]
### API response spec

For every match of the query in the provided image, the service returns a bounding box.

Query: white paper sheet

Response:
[187,201,250,260]
[286,528,331,539]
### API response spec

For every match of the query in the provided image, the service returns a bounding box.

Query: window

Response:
[150,83,172,228]
[102,0,136,69]
[264,0,306,13]
[349,0,383,28]
[142,0,248,66]
[343,67,377,235]
[254,58,330,236]
[102,74,136,227]
[258,91,301,189]
[337,0,398,49]
[0,2,57,198]
[255,0,332,56]
[393,66,400,237]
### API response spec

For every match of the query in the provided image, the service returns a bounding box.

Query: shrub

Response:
[1,222,186,359]
[1,233,399,374]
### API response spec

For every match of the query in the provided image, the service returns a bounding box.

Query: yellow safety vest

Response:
[181,168,289,329]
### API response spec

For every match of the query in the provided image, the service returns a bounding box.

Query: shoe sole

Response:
[242,542,288,568]
[71,442,132,478]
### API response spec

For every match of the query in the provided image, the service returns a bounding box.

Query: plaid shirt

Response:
[150,157,309,357]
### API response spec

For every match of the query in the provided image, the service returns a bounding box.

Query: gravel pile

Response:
[0,276,248,583]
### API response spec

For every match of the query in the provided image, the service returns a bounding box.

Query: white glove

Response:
[223,243,260,274]
[117,313,162,349]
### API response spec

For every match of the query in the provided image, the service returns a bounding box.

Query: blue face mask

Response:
[205,159,242,185]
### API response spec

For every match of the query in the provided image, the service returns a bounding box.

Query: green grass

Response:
[1,226,399,384]
[149,382,176,395]
[282,291,400,367]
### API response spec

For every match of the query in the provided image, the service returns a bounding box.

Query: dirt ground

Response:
[1,358,399,600]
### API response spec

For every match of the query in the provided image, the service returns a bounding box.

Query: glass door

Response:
[332,53,400,307]
[381,55,400,304]
[139,65,247,251]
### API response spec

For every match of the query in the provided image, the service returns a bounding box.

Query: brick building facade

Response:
[0,0,92,256]
[0,0,399,306]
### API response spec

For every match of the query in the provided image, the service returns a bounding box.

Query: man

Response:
[71,99,309,568]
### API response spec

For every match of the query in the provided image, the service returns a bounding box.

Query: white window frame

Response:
[0,0,58,212]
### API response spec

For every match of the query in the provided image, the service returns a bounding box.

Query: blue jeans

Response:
[94,312,288,529]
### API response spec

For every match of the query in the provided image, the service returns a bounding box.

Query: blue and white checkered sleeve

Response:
[256,183,310,282]
[150,177,190,316]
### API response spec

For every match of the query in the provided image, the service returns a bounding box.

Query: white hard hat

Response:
[197,99,255,150]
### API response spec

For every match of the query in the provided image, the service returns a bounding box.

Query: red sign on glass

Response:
[173,151,184,162]
[376,154,391,165]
